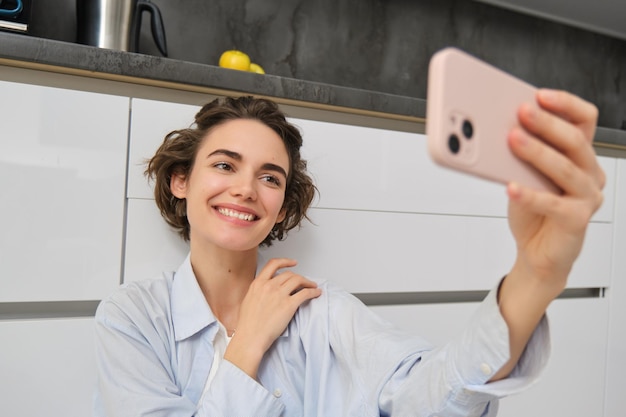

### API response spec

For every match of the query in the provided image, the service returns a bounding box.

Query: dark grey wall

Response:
[27,0,626,128]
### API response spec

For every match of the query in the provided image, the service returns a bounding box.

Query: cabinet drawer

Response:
[294,118,616,222]
[0,81,129,302]
[123,198,189,283]
[0,318,96,417]
[127,98,200,199]
[126,101,616,221]
[260,208,612,292]
[370,297,609,417]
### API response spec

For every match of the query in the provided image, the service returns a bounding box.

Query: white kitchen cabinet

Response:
[260,208,612,293]
[123,96,620,417]
[604,157,626,417]
[127,98,201,199]
[124,196,612,293]
[0,80,129,302]
[371,297,609,417]
[498,298,609,417]
[127,103,616,222]
[123,198,189,283]
[126,100,615,293]
[124,98,197,283]
[0,317,96,417]
[294,118,616,223]
[0,63,621,417]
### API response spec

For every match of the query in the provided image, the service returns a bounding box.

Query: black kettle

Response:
[77,0,168,57]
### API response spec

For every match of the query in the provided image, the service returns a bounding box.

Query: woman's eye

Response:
[261,174,281,186]
[214,162,232,171]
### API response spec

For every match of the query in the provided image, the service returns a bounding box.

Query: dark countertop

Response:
[1,31,624,150]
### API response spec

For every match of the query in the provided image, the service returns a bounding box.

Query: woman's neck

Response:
[189,243,258,332]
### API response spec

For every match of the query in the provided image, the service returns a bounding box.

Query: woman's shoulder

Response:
[294,278,431,368]
[95,272,176,330]
[310,278,371,310]
[295,278,384,328]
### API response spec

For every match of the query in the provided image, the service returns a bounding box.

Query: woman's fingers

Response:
[536,89,599,140]
[510,91,606,196]
[517,102,596,175]
[256,257,298,281]
[253,258,321,304]
[508,180,599,230]
[508,126,595,198]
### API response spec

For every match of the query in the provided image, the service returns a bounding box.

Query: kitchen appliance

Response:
[0,0,22,17]
[0,0,31,32]
[77,0,167,56]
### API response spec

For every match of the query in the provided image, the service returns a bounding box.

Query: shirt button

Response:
[480,363,492,376]
[273,388,282,398]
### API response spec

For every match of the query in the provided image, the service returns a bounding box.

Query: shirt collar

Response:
[170,252,290,341]
[171,253,216,341]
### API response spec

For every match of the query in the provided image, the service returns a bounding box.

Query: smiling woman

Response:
[169,119,291,253]
[93,93,605,417]
[144,96,316,247]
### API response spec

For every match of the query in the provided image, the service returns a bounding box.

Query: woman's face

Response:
[170,118,290,253]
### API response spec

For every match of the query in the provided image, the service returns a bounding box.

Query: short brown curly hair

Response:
[145,96,317,247]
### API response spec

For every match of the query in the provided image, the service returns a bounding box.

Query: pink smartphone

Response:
[426,47,559,193]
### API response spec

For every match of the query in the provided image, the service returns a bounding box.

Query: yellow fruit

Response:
[219,50,251,71]
[249,63,265,74]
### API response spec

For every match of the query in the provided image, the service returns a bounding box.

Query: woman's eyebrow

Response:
[208,149,288,179]
[208,149,241,160]
[261,163,288,179]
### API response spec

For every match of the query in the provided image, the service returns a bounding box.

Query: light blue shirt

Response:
[94,254,549,416]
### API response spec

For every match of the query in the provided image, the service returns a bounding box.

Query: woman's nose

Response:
[230,173,257,200]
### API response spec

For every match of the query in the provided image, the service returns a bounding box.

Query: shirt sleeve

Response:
[94,297,197,417]
[93,295,285,417]
[377,285,551,417]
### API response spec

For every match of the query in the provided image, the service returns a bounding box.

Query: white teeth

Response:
[218,208,255,221]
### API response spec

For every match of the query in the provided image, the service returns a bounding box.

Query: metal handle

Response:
[133,0,168,57]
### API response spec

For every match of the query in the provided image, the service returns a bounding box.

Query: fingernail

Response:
[538,89,557,104]
[511,128,528,146]
[522,103,537,120]
[508,182,522,199]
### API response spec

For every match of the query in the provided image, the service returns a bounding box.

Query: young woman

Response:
[94,92,605,416]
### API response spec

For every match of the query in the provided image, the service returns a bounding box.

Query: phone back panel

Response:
[426,47,558,193]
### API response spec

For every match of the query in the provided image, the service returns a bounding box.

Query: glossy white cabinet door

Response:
[0,318,96,417]
[371,297,609,417]
[0,81,129,302]
[260,208,612,292]
[293,118,616,223]
[127,98,200,199]
[604,157,626,417]
[123,198,189,283]
[125,100,615,291]
[498,298,609,417]
[127,105,616,222]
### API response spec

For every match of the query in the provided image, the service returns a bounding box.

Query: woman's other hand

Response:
[224,258,322,379]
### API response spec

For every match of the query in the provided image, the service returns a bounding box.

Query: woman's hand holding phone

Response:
[489,88,605,381]
[426,48,605,290]
[427,48,605,380]
[506,89,605,293]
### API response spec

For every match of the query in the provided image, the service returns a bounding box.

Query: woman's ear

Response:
[170,173,188,199]
[276,208,287,224]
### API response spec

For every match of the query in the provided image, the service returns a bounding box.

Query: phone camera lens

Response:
[448,134,460,154]
[462,120,473,139]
